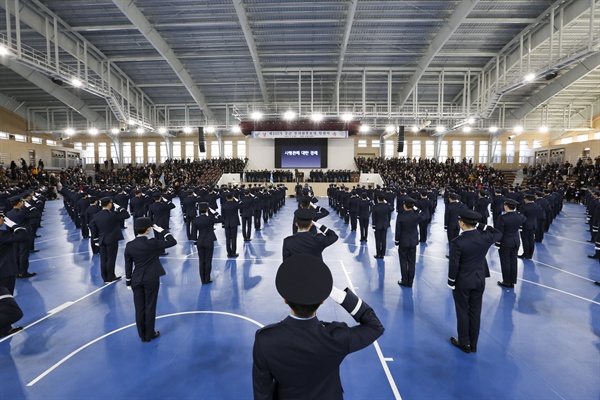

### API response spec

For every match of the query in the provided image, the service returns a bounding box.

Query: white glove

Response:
[113,204,121,211]
[4,217,16,228]
[312,221,322,229]
[24,201,31,207]
[413,206,418,211]
[329,286,347,304]
[209,208,216,214]
[152,224,164,233]
[447,284,455,290]
[127,286,132,291]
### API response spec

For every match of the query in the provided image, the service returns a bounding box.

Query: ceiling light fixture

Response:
[71,78,82,87]
[231,125,242,133]
[64,128,75,136]
[341,113,353,122]
[539,126,549,133]
[467,117,475,124]
[158,127,167,134]
[463,126,472,133]
[385,125,396,133]
[411,125,419,133]
[513,126,524,134]
[136,128,144,134]
[436,125,446,133]
[111,128,120,134]
[251,111,263,121]
[283,110,296,121]
[524,73,536,82]
[489,126,498,133]
[89,127,98,135]
[128,119,137,125]
[0,45,9,56]
[206,126,216,134]
[311,113,323,122]
[359,125,370,133]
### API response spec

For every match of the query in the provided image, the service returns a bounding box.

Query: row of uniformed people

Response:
[585,188,600,259]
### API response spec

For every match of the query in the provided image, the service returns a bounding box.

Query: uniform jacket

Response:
[124,233,177,285]
[252,290,384,400]
[192,213,224,245]
[0,226,29,278]
[496,211,526,247]
[395,209,428,247]
[444,201,467,230]
[282,226,338,261]
[90,208,130,245]
[148,200,176,229]
[371,202,392,230]
[221,200,241,227]
[519,202,542,230]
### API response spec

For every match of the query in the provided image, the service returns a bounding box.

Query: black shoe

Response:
[595,281,600,286]
[470,346,477,353]
[142,331,160,342]
[29,249,40,253]
[497,281,514,288]
[159,252,169,256]
[588,254,600,259]
[587,239,594,243]
[0,326,23,338]
[17,272,37,279]
[397,280,412,288]
[35,235,41,238]
[450,337,471,354]
[113,276,122,282]
[445,255,450,259]
[517,254,526,259]
[228,253,239,258]
[203,279,213,284]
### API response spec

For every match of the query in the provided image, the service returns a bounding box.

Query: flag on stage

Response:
[269,172,274,183]
[159,174,165,187]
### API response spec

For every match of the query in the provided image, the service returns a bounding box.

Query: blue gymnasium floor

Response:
[0,197,599,400]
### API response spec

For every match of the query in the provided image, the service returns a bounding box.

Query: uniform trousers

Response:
[253,211,262,230]
[349,211,358,231]
[452,285,484,348]
[520,229,535,258]
[374,229,387,257]
[0,276,16,295]
[0,304,23,336]
[99,242,119,282]
[499,245,519,284]
[359,217,369,241]
[132,279,160,341]
[13,241,30,275]
[418,221,428,242]
[225,226,238,255]
[197,243,215,283]
[241,216,252,240]
[398,245,416,285]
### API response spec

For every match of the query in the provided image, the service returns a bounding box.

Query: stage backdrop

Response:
[247,138,355,171]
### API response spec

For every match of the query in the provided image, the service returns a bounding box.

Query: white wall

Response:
[246,138,355,171]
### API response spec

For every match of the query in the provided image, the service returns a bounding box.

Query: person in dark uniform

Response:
[90,197,130,283]
[221,193,241,257]
[113,188,130,229]
[148,192,176,256]
[534,191,548,243]
[252,254,384,399]
[282,209,338,261]
[5,196,35,278]
[0,210,29,293]
[474,190,491,224]
[291,199,329,235]
[491,189,506,227]
[358,192,372,243]
[84,196,102,254]
[447,209,502,353]
[518,194,541,260]
[416,189,433,242]
[496,199,526,288]
[347,190,360,231]
[124,217,177,342]
[192,203,223,284]
[395,196,428,288]
[0,286,23,338]
[371,195,393,259]
[182,189,199,240]
[129,190,147,234]
[239,189,255,242]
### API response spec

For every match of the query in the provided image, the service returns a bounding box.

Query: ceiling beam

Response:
[0,91,49,130]
[396,0,481,107]
[111,0,216,121]
[232,0,269,103]
[507,52,600,121]
[333,0,359,105]
[0,58,106,127]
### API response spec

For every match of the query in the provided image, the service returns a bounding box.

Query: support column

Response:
[163,136,173,160]
[109,134,123,168]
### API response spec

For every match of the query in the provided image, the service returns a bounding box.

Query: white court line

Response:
[29,251,91,263]
[529,259,596,281]
[36,232,82,243]
[419,254,600,305]
[26,311,264,386]
[0,280,120,344]
[543,233,593,245]
[338,260,402,400]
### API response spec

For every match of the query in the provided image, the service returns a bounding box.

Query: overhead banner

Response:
[251,130,348,139]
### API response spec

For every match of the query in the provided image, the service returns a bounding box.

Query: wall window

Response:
[594,132,600,140]
[577,134,588,142]
[532,140,542,149]
[14,134,26,142]
[358,139,367,148]
[47,139,57,146]
[185,141,194,160]
[160,142,167,163]
[371,139,380,147]
[74,142,83,150]
[438,141,448,162]
[135,142,144,164]
[561,137,572,145]
[122,142,132,164]
[493,141,502,163]
[452,140,462,161]
[173,141,182,159]
[465,140,475,161]
[224,140,233,158]
[98,142,107,163]
[411,140,421,158]
[237,140,246,158]
[31,137,43,144]
[147,142,156,163]
[519,141,529,163]
[0,132,8,139]
[478,141,488,163]
[384,140,394,158]
[425,140,435,159]
[85,143,95,163]
[397,140,407,157]
[211,141,220,158]
[506,141,515,163]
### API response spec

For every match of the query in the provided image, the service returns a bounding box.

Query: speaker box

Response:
[198,127,206,153]
[397,126,405,152]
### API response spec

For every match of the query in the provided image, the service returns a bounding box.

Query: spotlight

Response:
[231,125,242,133]
[489,126,498,133]
[64,128,75,136]
[158,127,167,134]
[183,126,192,134]
[385,125,396,133]
[359,125,370,133]
[251,111,263,121]
[436,125,446,133]
[411,125,419,133]
[283,110,296,121]
[89,127,98,135]
[467,117,475,124]
[341,113,353,122]
[513,126,524,134]
[463,126,472,133]
[524,73,536,82]
[111,128,120,134]
[71,78,82,87]
[0,45,9,56]
[136,128,144,134]
[206,126,216,134]
[539,126,549,133]
[311,113,323,122]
